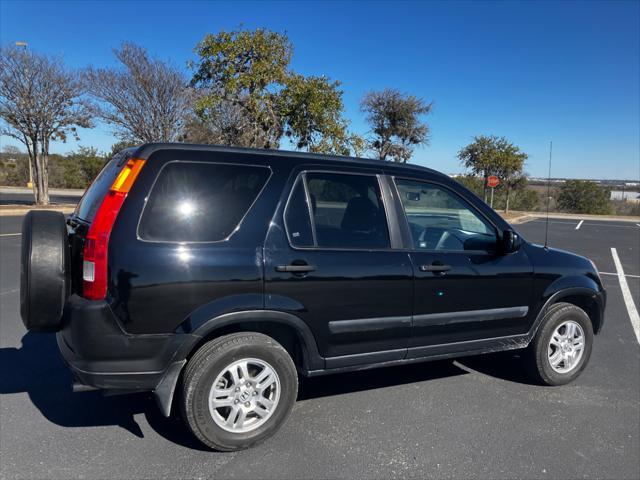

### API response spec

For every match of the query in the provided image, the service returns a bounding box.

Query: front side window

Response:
[284,172,390,249]
[395,179,497,251]
[138,162,270,242]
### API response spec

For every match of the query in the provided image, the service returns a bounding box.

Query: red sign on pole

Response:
[487,175,500,188]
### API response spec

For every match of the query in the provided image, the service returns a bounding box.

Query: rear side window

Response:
[284,172,390,249]
[74,152,126,222]
[138,162,270,242]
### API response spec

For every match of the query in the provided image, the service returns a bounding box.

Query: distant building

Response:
[610,190,640,203]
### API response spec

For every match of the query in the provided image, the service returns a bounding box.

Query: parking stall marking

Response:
[527,218,639,229]
[575,220,584,230]
[599,271,640,279]
[611,247,640,344]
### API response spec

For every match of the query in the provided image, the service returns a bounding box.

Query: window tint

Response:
[395,179,496,251]
[284,178,314,247]
[305,172,390,249]
[138,162,270,242]
[74,151,127,222]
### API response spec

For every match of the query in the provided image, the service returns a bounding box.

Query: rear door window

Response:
[138,162,271,242]
[284,177,315,248]
[284,172,390,249]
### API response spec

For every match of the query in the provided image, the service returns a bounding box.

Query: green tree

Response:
[458,135,527,207]
[508,187,539,211]
[48,147,106,188]
[454,175,484,198]
[188,27,361,155]
[280,74,357,155]
[360,88,432,163]
[108,140,138,158]
[189,28,291,149]
[71,146,106,184]
[557,180,613,215]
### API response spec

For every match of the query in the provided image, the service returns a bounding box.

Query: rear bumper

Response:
[57,295,197,391]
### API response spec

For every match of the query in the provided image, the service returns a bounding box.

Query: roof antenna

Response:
[544,141,552,249]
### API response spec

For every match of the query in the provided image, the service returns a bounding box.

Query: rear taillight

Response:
[82,158,146,300]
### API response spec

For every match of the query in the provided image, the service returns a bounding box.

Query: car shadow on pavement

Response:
[0,333,536,450]
[455,351,539,386]
[298,351,537,400]
[298,359,467,400]
[0,332,208,451]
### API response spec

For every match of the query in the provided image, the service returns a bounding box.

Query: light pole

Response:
[15,41,34,189]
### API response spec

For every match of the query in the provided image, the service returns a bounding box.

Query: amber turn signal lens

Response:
[110,158,146,193]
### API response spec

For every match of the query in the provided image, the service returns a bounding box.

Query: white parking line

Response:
[575,220,584,230]
[0,233,21,237]
[599,272,640,279]
[611,247,640,344]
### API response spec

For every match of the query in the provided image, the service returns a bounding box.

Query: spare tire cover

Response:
[20,210,70,332]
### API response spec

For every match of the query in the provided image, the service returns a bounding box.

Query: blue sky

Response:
[1,0,638,179]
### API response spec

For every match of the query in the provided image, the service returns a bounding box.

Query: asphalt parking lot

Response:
[1,214,638,480]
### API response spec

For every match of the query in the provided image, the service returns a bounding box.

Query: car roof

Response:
[131,142,448,180]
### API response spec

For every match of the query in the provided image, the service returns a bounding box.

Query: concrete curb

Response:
[0,186,85,195]
[500,211,640,224]
[0,205,76,216]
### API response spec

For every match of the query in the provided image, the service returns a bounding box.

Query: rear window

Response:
[74,151,128,222]
[138,162,271,242]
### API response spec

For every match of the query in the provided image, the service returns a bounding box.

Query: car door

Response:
[391,177,534,357]
[264,167,413,368]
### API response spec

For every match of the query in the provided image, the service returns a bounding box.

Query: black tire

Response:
[181,332,298,451]
[20,210,70,333]
[524,302,594,386]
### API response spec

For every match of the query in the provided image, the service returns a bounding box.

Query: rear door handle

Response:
[419,264,451,272]
[275,264,315,273]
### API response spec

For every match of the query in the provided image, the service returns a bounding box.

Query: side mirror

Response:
[501,229,522,254]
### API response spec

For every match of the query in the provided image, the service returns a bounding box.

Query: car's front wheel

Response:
[181,332,298,451]
[524,302,594,386]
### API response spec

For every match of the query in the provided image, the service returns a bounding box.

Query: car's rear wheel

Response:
[20,210,70,332]
[524,302,593,386]
[181,332,297,451]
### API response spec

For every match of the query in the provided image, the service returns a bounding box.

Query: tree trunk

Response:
[24,135,38,201]
[505,187,511,213]
[38,138,49,205]
[483,176,488,203]
[32,138,49,206]
[41,137,50,205]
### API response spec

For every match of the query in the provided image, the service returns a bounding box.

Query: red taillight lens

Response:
[82,158,145,300]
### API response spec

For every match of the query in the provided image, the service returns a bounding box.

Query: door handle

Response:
[275,264,315,273]
[419,264,451,273]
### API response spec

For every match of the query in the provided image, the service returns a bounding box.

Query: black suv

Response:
[20,144,605,451]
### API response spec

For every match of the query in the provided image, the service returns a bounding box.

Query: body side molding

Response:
[328,316,411,334]
[413,306,529,327]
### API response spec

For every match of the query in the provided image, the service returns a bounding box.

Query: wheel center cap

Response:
[238,390,251,402]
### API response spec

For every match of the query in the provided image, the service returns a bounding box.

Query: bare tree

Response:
[84,43,191,143]
[361,88,432,163]
[1,46,92,204]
